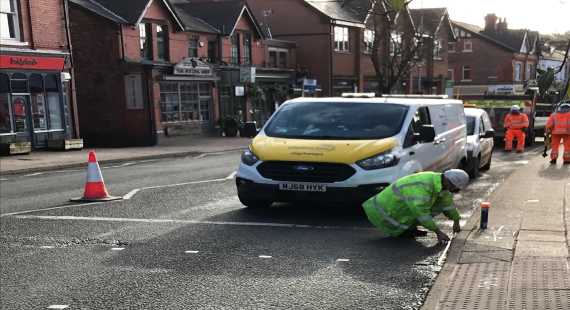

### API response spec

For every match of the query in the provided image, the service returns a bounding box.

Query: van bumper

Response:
[236,177,388,205]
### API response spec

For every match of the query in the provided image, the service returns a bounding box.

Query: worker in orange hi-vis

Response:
[504,105,529,153]
[546,103,570,164]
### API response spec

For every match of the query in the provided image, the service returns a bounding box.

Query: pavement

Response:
[0,136,251,175]
[422,149,570,310]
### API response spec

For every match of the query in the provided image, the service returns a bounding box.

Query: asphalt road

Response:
[0,145,542,310]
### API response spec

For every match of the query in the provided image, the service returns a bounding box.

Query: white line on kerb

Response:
[337,258,350,262]
[123,189,141,200]
[24,172,43,177]
[13,215,377,231]
[258,255,272,258]
[226,171,237,180]
[47,305,69,309]
[185,250,199,254]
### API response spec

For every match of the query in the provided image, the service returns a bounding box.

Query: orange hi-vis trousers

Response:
[505,129,525,151]
[550,134,570,162]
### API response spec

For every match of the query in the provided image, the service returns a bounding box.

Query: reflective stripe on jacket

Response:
[546,112,570,135]
[362,172,460,236]
[504,113,529,129]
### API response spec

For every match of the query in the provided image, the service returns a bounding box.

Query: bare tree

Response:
[343,0,426,94]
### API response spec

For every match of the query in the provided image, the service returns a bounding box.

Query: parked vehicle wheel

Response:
[467,155,480,179]
[238,193,272,209]
[481,153,492,171]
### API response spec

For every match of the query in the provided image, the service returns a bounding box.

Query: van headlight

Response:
[241,148,259,166]
[357,152,399,170]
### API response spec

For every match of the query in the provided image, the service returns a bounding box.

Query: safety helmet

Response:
[510,105,520,112]
[443,169,470,190]
[559,103,570,112]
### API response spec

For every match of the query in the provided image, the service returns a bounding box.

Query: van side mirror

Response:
[482,129,495,139]
[416,125,436,142]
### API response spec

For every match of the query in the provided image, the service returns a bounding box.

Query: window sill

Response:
[0,39,29,46]
[460,79,472,82]
[462,50,473,53]
[334,50,351,54]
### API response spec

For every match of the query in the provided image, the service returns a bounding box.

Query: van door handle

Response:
[409,151,415,156]
[433,138,446,145]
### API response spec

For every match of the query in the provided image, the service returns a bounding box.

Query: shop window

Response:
[159,81,211,122]
[0,72,9,92]
[207,40,217,62]
[188,38,198,58]
[268,51,277,67]
[334,26,349,52]
[278,51,287,68]
[231,33,240,64]
[0,92,11,133]
[11,95,27,132]
[157,24,168,61]
[139,23,152,60]
[243,33,252,65]
[30,74,47,130]
[45,74,62,129]
[10,72,27,92]
[0,0,20,40]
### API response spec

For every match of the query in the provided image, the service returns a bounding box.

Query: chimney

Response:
[484,13,497,32]
[497,18,508,32]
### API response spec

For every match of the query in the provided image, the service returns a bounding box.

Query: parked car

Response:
[464,107,495,178]
[236,94,468,208]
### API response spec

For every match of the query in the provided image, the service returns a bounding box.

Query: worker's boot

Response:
[550,159,557,164]
[401,227,428,238]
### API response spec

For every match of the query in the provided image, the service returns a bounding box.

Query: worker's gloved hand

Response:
[435,229,450,243]
[453,220,461,233]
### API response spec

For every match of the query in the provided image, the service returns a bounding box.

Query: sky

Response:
[409,0,570,35]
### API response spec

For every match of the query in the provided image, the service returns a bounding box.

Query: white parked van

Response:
[236,95,467,208]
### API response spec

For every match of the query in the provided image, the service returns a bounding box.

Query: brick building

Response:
[409,8,456,95]
[171,0,296,128]
[449,14,540,97]
[0,0,81,154]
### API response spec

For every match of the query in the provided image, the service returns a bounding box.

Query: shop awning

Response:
[163,75,220,81]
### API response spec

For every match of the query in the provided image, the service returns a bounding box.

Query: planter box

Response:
[0,142,32,155]
[48,139,84,150]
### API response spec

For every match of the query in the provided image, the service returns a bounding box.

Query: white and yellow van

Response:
[236,95,467,208]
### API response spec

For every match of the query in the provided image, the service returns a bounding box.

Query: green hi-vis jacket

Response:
[362,172,461,237]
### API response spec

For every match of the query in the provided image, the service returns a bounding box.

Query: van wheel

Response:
[467,156,480,179]
[238,193,272,209]
[481,154,492,171]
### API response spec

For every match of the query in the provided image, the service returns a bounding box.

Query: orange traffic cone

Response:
[71,151,121,202]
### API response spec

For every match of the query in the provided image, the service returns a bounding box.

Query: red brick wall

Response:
[0,0,68,50]
[248,0,329,35]
[219,12,265,65]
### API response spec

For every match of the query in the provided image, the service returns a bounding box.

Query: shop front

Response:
[332,77,358,96]
[158,58,219,137]
[251,68,294,127]
[0,54,77,154]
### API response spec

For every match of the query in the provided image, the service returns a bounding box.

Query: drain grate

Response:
[438,262,510,310]
[508,258,570,310]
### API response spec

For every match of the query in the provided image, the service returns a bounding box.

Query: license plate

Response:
[279,183,327,192]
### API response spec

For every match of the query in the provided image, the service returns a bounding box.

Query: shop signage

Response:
[303,79,317,93]
[0,55,65,70]
[235,86,245,97]
[174,58,213,76]
[240,67,256,83]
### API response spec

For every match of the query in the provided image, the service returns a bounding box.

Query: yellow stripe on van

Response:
[251,136,398,164]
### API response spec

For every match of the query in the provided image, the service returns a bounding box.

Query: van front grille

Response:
[257,161,355,182]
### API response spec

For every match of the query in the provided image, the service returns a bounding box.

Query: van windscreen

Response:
[264,102,408,140]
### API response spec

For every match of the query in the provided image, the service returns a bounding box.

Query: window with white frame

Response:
[334,26,349,52]
[433,39,441,58]
[160,82,212,122]
[0,0,20,40]
[525,63,535,80]
[462,65,472,80]
[389,32,401,56]
[188,38,199,58]
[363,29,374,54]
[463,39,472,52]
[514,62,522,81]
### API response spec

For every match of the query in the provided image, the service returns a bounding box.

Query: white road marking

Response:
[0,201,102,217]
[123,189,141,200]
[24,172,43,177]
[47,305,69,309]
[0,178,8,181]
[40,246,55,249]
[437,235,454,267]
[258,255,272,259]
[336,258,350,262]
[185,250,199,254]
[225,171,237,180]
[111,247,125,251]
[493,225,505,242]
[525,199,539,203]
[194,154,207,159]
[12,215,377,231]
[104,162,136,169]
